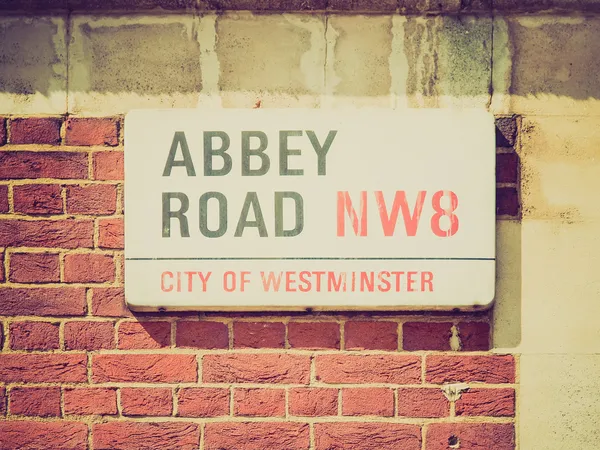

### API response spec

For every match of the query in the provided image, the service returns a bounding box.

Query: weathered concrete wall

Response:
[0,5,599,450]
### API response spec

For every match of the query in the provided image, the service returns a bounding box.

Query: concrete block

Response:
[68,0,199,11]
[215,13,325,108]
[325,15,393,108]
[495,0,600,13]
[213,0,327,10]
[69,16,202,114]
[520,116,600,220]
[492,220,522,351]
[497,16,600,115]
[0,17,67,114]
[400,0,491,13]
[399,15,492,108]
[520,354,600,449]
[329,0,396,11]
[518,220,600,353]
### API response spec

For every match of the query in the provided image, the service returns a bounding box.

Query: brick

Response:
[495,116,518,147]
[176,321,229,348]
[289,321,341,350]
[10,387,61,417]
[177,388,229,417]
[497,187,520,216]
[13,184,62,215]
[0,253,3,283]
[65,321,115,350]
[0,354,87,383]
[0,118,5,145]
[9,252,60,283]
[121,388,173,416]
[497,152,519,184]
[9,117,62,144]
[289,388,338,417]
[0,219,93,248]
[203,353,310,384]
[345,321,398,350]
[0,287,86,316]
[397,388,449,418]
[403,322,452,351]
[315,423,422,450]
[98,217,124,249]
[234,388,285,417]
[10,321,60,350]
[93,354,197,383]
[93,422,199,450]
[0,386,5,415]
[426,423,514,450]
[66,184,117,215]
[93,152,123,180]
[91,287,132,317]
[455,388,515,417]
[64,253,115,283]
[0,152,88,179]
[426,355,515,384]
[457,322,491,351]
[65,118,119,146]
[118,321,171,349]
[342,388,393,416]
[0,421,88,450]
[233,321,285,348]
[64,388,117,415]
[205,423,310,450]
[316,354,421,384]
[0,185,8,213]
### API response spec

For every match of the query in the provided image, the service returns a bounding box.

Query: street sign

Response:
[124,109,495,310]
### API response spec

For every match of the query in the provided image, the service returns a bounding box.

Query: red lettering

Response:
[184,271,195,292]
[261,272,282,292]
[360,272,374,292]
[240,271,250,292]
[391,271,405,291]
[223,271,236,292]
[285,271,297,292]
[161,271,174,292]
[197,272,212,292]
[375,191,425,236]
[298,271,311,292]
[378,271,391,292]
[337,191,367,237]
[421,271,434,291]
[431,190,459,237]
[407,271,417,292]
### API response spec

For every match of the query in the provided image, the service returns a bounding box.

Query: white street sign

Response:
[124,109,495,311]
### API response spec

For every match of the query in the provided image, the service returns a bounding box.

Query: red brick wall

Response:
[0,116,519,449]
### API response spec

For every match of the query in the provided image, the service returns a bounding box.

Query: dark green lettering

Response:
[163,132,196,176]
[162,192,190,237]
[279,130,303,176]
[234,192,268,237]
[204,131,232,176]
[199,192,228,238]
[242,131,270,176]
[306,130,337,175]
[275,191,304,237]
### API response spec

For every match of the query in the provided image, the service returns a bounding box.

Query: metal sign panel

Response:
[124,109,495,311]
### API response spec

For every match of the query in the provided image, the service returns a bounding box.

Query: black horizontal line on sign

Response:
[125,257,495,261]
